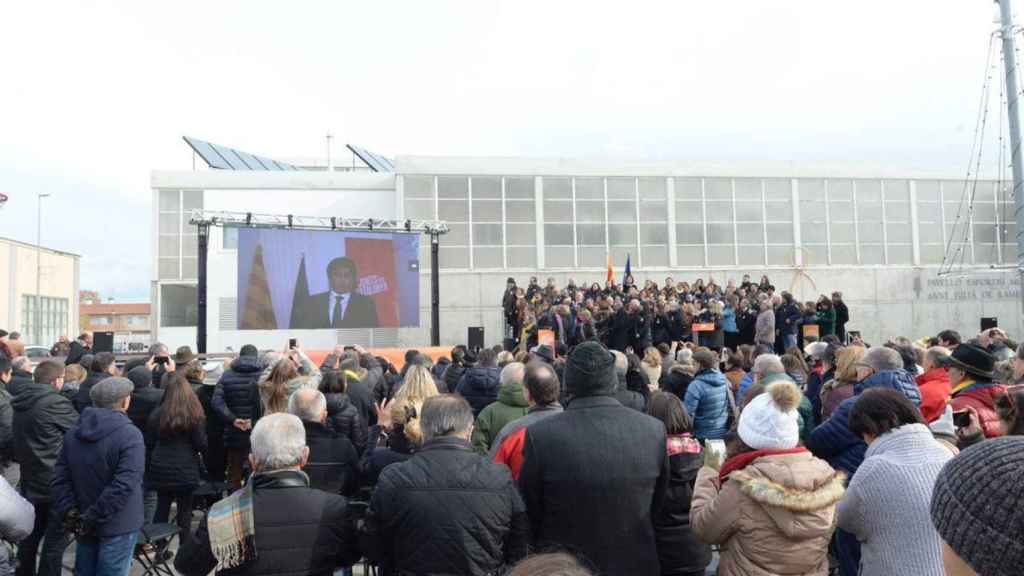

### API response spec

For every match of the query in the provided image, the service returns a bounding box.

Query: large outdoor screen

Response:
[236,228,420,330]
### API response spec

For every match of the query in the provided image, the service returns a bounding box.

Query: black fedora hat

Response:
[172,345,197,365]
[941,343,995,380]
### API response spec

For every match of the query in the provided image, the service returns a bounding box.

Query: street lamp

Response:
[36,192,51,345]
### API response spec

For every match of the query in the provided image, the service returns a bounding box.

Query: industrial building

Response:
[0,236,80,346]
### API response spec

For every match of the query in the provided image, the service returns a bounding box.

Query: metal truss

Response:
[188,209,448,235]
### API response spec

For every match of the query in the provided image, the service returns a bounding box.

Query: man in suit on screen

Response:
[292,257,379,329]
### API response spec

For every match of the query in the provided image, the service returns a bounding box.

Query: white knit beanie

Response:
[737,379,801,450]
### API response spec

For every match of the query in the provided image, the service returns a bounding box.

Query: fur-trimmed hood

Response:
[731,452,846,539]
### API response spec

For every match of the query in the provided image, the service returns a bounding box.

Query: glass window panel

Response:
[973,224,997,244]
[404,198,435,219]
[182,190,202,211]
[888,245,913,264]
[159,213,180,234]
[640,224,668,245]
[182,258,197,280]
[438,177,468,198]
[607,200,636,221]
[857,203,883,222]
[575,177,604,200]
[472,247,502,268]
[972,202,997,222]
[609,223,637,245]
[639,177,666,199]
[920,244,946,264]
[766,223,793,244]
[802,225,828,244]
[607,178,635,200]
[858,223,884,243]
[577,223,606,246]
[472,224,503,246]
[804,244,829,266]
[160,285,198,327]
[575,200,605,222]
[800,201,826,221]
[883,180,910,202]
[1002,245,1017,264]
[677,246,705,266]
[472,199,502,221]
[707,223,734,244]
[999,224,1017,243]
[504,200,535,222]
[159,190,180,211]
[640,200,668,221]
[860,244,884,264]
[798,179,825,199]
[885,201,910,222]
[831,244,857,265]
[735,179,762,200]
[507,246,536,268]
[506,223,535,246]
[738,246,765,265]
[737,224,764,244]
[975,244,999,264]
[944,203,968,223]
[916,202,942,223]
[918,224,944,244]
[766,179,790,201]
[439,246,469,269]
[610,246,634,266]
[181,234,198,256]
[676,223,705,244]
[506,177,534,199]
[736,201,764,221]
[404,175,434,198]
[578,246,607,267]
[705,178,731,200]
[223,227,238,250]
[159,236,180,258]
[676,201,703,222]
[887,224,912,243]
[642,245,668,267]
[831,222,856,243]
[708,245,735,266]
[829,179,854,201]
[545,246,574,267]
[543,200,573,222]
[705,200,733,220]
[438,199,469,221]
[856,180,882,202]
[158,259,179,280]
[444,223,469,245]
[472,177,501,199]
[544,224,574,245]
[765,201,792,221]
[767,245,794,265]
[543,177,571,199]
[676,178,702,200]
[916,180,940,200]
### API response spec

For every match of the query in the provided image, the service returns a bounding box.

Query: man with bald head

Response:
[288,389,358,497]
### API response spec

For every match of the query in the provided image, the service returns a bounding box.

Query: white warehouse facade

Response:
[151,154,1023,352]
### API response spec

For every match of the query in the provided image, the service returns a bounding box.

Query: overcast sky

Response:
[0,0,1009,301]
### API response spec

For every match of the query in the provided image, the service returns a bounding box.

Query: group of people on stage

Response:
[502,274,851,355]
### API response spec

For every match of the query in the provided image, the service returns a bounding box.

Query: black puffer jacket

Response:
[324,392,367,454]
[361,437,529,575]
[654,436,712,576]
[175,470,362,576]
[455,366,501,417]
[145,406,207,491]
[441,363,465,395]
[360,425,414,487]
[6,368,33,397]
[11,382,78,502]
[126,367,164,436]
[345,374,376,428]
[304,421,358,497]
[212,356,262,450]
[73,371,111,413]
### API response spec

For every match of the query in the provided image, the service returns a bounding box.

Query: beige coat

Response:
[690,451,845,576]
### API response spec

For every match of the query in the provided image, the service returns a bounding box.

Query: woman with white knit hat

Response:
[690,378,845,576]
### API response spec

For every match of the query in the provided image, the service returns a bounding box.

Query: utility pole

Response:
[36,192,51,345]
[997,0,1024,308]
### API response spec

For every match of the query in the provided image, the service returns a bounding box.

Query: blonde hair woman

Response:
[820,346,867,421]
[395,364,440,406]
[641,347,662,392]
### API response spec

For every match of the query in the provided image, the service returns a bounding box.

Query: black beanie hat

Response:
[564,341,617,398]
[931,436,1024,576]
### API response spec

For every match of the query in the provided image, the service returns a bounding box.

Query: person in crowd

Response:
[0,357,12,473]
[611,350,647,412]
[335,353,377,428]
[945,343,1007,442]
[52,377,144,576]
[519,341,668,576]
[258,349,321,418]
[819,346,866,422]
[930,436,1024,576]
[6,356,34,397]
[212,344,262,491]
[837,389,953,576]
[776,292,802,353]
[74,352,119,412]
[176,413,362,576]
[832,292,849,343]
[125,364,164,434]
[490,362,564,479]
[647,391,711,576]
[65,332,92,366]
[61,364,86,403]
[684,349,730,440]
[361,395,422,486]
[394,363,441,406]
[697,300,724,351]
[956,384,1024,447]
[49,336,70,358]
[317,369,366,455]
[147,372,207,540]
[916,346,952,424]
[12,359,77,576]
[185,360,225,485]
[722,296,739,351]
[755,300,775,348]
[456,348,502,417]
[781,352,808,388]
[362,394,528,574]
[506,553,593,576]
[722,351,746,394]
[626,352,653,402]
[937,329,961,350]
[471,361,528,454]
[816,296,836,338]
[752,355,813,443]
[442,346,468,394]
[641,347,663,391]
[691,378,845,575]
[1,474,34,576]
[289,389,358,497]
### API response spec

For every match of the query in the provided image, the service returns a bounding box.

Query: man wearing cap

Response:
[944,343,1007,443]
[52,377,144,576]
[518,341,669,576]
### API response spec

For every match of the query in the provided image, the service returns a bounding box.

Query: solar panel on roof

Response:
[346,144,393,172]
[182,136,300,171]
[183,136,232,169]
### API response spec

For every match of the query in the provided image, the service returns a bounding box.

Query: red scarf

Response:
[718,447,807,483]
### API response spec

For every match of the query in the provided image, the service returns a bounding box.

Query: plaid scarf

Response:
[207,478,257,571]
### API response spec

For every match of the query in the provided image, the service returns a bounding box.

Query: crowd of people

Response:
[502,275,851,355]
[1,307,1023,575]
